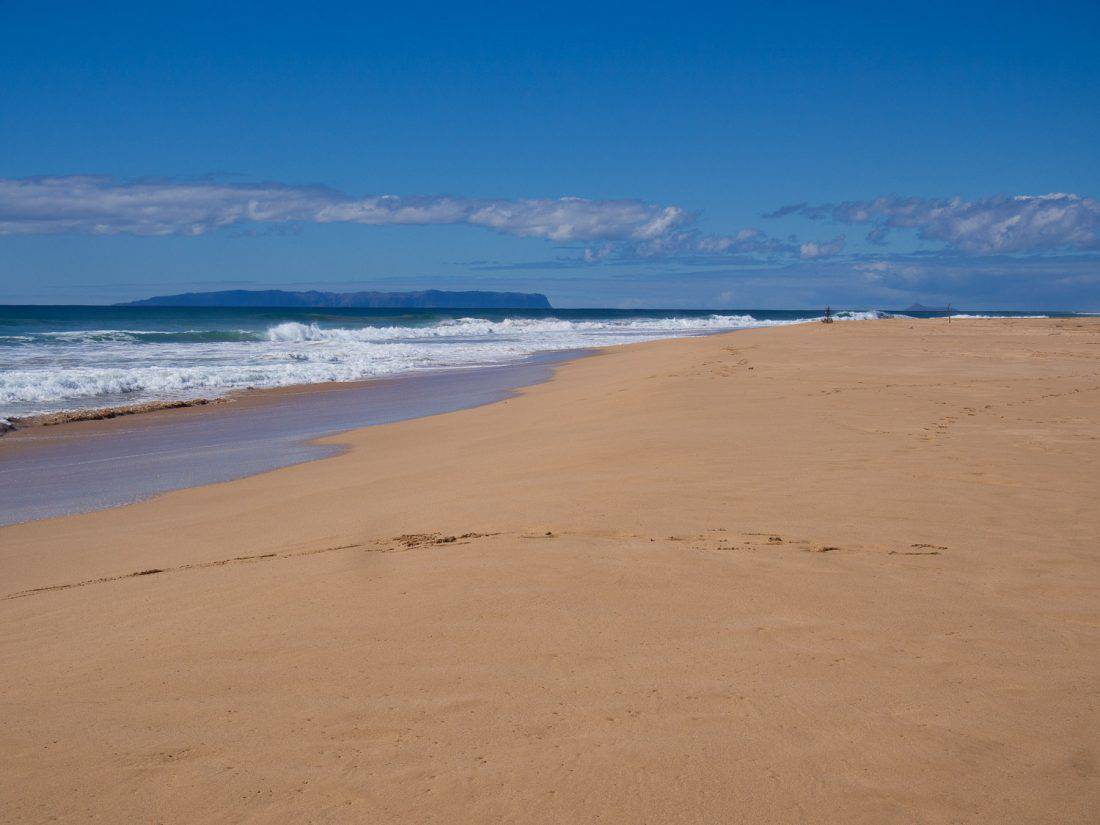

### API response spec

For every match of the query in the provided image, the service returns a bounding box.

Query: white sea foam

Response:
[949,313,1049,319]
[262,314,810,344]
[0,311,895,415]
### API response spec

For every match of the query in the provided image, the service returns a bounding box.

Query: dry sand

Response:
[1,318,1098,823]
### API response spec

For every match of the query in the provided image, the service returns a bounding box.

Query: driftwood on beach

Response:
[2,397,225,431]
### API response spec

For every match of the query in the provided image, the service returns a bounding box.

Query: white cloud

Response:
[799,235,845,259]
[620,226,800,259]
[0,175,849,262]
[769,193,1100,254]
[0,176,691,243]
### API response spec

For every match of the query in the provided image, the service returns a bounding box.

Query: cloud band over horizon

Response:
[0,175,837,262]
[0,177,1096,281]
[765,193,1100,255]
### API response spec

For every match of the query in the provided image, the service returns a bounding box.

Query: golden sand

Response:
[2,318,1098,823]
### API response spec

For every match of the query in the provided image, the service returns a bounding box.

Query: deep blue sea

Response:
[0,306,1073,417]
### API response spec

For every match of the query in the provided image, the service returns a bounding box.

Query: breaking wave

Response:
[948,313,1050,319]
[262,313,819,344]
[0,310,901,414]
[0,329,261,346]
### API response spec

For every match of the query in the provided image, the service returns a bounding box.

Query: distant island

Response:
[120,289,553,309]
[904,303,950,312]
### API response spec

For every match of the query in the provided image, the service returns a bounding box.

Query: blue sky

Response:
[1,1,1099,308]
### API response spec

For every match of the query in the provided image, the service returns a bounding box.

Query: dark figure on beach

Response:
[822,306,834,324]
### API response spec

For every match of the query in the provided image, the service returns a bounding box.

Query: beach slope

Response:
[1,318,1098,823]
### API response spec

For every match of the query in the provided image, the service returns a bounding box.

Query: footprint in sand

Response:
[889,543,948,556]
[380,532,497,551]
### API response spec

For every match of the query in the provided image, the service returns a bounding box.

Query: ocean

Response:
[0,305,1067,418]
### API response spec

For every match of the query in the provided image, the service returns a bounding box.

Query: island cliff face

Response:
[121,289,552,309]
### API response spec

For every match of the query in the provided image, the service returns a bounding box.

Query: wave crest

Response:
[1,311,917,413]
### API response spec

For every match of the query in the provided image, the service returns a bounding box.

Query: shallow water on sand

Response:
[0,353,573,525]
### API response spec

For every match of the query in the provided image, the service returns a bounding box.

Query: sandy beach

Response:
[1,317,1098,823]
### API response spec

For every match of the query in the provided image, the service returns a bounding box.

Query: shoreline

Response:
[0,349,590,526]
[2,308,1072,432]
[2,317,1097,823]
[0,306,838,426]
[1,396,228,430]
[0,353,582,441]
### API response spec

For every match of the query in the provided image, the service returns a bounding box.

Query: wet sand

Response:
[1,318,1098,823]
[0,351,579,525]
